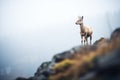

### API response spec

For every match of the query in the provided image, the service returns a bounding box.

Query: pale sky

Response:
[0,0,120,80]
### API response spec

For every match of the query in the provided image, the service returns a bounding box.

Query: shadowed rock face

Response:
[16,77,33,80]
[16,28,120,80]
[93,37,109,46]
[110,28,120,40]
[52,51,72,63]
[34,61,51,77]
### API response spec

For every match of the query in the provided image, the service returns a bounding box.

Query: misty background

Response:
[0,0,120,80]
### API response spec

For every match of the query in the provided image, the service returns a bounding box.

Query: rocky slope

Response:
[16,28,120,80]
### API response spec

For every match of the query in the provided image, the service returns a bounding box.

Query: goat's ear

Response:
[82,16,83,19]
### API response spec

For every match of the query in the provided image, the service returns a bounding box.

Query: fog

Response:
[0,0,120,80]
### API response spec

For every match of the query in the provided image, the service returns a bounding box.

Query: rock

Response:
[110,27,120,40]
[93,37,109,47]
[52,51,72,63]
[34,61,51,77]
[34,61,52,80]
[16,28,120,80]
[16,77,28,80]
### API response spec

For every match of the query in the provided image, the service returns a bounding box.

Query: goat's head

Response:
[75,16,83,25]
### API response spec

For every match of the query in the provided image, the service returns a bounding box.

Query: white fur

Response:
[75,16,93,45]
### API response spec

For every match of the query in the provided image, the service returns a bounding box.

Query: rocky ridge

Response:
[16,28,120,80]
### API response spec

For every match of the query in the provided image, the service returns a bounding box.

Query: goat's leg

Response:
[83,36,86,45]
[81,36,83,45]
[86,37,88,45]
[90,35,92,45]
[84,33,88,45]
